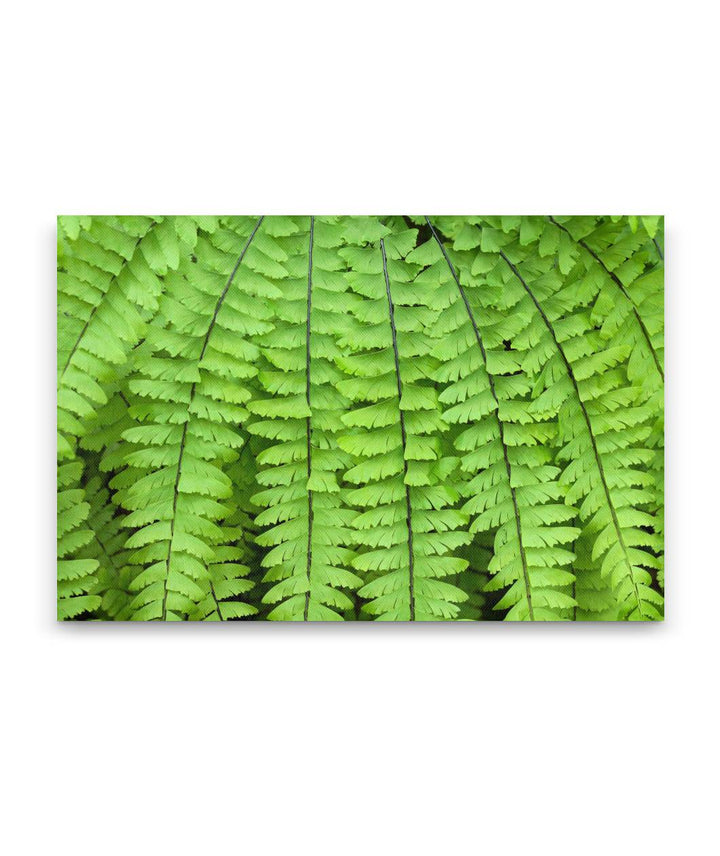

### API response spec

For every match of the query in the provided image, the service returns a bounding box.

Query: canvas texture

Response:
[57,215,664,621]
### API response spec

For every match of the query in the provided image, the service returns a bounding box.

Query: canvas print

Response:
[57,216,664,621]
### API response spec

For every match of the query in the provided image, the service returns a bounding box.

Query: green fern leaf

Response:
[114,217,273,620]
[337,221,470,620]
[432,217,663,620]
[248,216,360,620]
[57,459,101,619]
[421,219,579,620]
[57,214,664,622]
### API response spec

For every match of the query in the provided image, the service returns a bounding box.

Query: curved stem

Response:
[304,217,315,621]
[59,233,144,381]
[548,216,663,381]
[426,218,535,620]
[499,249,644,617]
[160,217,264,620]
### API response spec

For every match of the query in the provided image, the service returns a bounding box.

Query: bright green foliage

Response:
[248,217,360,620]
[79,473,135,620]
[57,215,664,621]
[337,222,471,620]
[111,217,274,620]
[417,220,579,620]
[57,459,101,619]
[431,216,664,620]
[57,216,192,460]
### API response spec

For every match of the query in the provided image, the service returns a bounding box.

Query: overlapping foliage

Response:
[57,215,664,621]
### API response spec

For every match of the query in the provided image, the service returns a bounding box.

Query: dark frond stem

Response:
[380,238,415,620]
[304,216,315,622]
[548,216,664,381]
[161,421,189,621]
[499,249,644,616]
[197,217,265,361]
[59,233,145,380]
[653,238,664,261]
[60,307,98,380]
[160,216,264,620]
[426,218,535,620]
[208,581,223,621]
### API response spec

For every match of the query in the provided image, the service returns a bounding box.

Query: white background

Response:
[1,1,717,853]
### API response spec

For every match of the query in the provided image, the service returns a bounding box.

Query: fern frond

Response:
[435,218,663,620]
[546,215,665,586]
[187,449,263,620]
[57,459,101,619]
[338,221,470,620]
[421,219,579,620]
[57,216,193,459]
[546,216,664,383]
[78,473,135,620]
[248,216,360,620]
[57,214,664,622]
[571,528,621,620]
[114,217,273,620]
